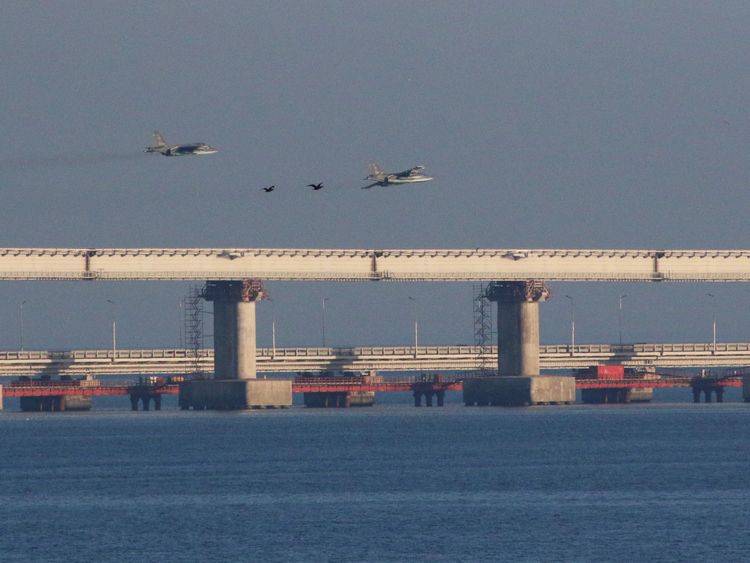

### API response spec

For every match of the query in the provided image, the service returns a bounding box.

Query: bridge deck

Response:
[1,247,750,281]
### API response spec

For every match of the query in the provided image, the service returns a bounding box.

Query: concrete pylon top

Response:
[485,280,551,303]
[202,279,267,302]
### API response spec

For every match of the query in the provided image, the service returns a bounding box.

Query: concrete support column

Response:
[486,281,550,376]
[212,300,236,379]
[424,391,434,407]
[236,300,257,380]
[436,390,445,406]
[413,390,423,407]
[716,387,724,403]
[203,280,265,380]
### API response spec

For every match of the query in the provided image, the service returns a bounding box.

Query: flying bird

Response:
[262,185,275,192]
[307,182,324,191]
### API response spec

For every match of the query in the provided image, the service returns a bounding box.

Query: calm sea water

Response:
[1,394,749,562]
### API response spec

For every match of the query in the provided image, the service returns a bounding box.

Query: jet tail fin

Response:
[152,130,168,149]
[367,161,383,179]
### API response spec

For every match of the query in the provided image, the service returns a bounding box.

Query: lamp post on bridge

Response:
[618,294,627,347]
[565,295,575,356]
[107,299,117,358]
[707,293,716,354]
[19,300,27,352]
[178,299,183,349]
[268,297,277,358]
[321,297,329,348]
[408,296,419,357]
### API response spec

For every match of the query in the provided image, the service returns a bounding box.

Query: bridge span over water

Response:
[1,247,750,281]
[4,247,750,407]
[0,342,748,377]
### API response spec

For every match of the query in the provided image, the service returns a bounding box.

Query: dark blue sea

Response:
[1,392,749,562]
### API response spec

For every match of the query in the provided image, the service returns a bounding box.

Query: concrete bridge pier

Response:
[424,390,434,407]
[413,389,434,406]
[692,386,724,403]
[491,280,548,377]
[303,392,350,408]
[130,393,162,411]
[20,395,65,412]
[463,281,575,406]
[206,279,261,380]
[178,280,291,410]
[412,382,446,407]
[581,388,630,404]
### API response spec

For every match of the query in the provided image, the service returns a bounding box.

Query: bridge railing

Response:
[540,342,750,355]
[3,342,750,361]
[0,349,209,361]
[259,345,486,357]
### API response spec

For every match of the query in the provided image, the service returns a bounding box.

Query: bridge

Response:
[4,247,750,408]
[1,247,750,281]
[0,342,749,377]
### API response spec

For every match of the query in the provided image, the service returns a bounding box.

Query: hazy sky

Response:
[2,2,750,351]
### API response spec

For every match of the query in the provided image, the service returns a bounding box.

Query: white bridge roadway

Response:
[2,247,750,281]
[1,343,749,377]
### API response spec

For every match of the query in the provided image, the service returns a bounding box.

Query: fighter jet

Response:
[145,131,218,156]
[360,162,433,189]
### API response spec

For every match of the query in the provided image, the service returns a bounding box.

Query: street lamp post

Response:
[178,299,183,348]
[268,298,277,358]
[272,314,277,358]
[565,295,575,355]
[321,297,329,348]
[618,294,627,347]
[19,300,27,352]
[107,299,117,357]
[707,293,716,353]
[408,296,419,357]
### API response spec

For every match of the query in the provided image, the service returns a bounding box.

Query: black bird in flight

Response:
[307,182,324,191]
[262,185,275,192]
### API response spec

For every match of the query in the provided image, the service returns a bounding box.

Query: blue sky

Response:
[2,2,750,351]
